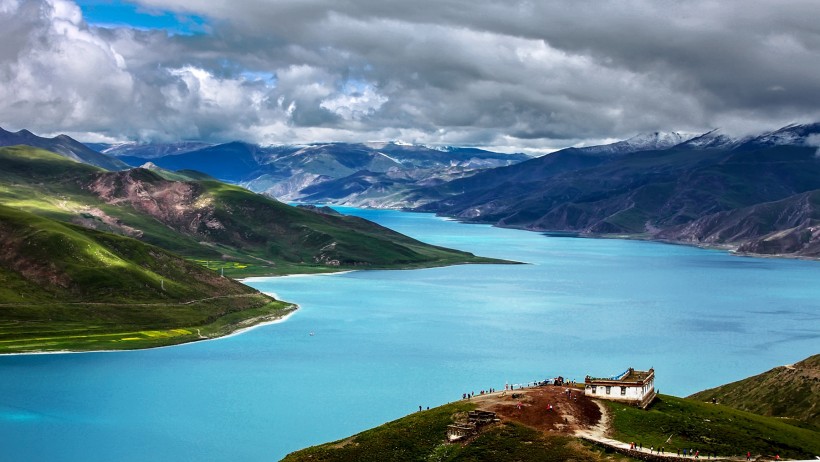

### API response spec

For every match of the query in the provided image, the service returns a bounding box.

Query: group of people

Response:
[461,387,498,400]
[627,444,781,461]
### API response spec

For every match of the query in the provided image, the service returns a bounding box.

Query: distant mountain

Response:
[574,131,696,155]
[97,141,213,159]
[106,140,529,203]
[0,126,127,170]
[689,354,820,427]
[415,123,820,258]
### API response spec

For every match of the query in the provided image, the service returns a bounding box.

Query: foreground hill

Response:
[416,123,820,258]
[0,145,500,276]
[688,355,820,427]
[282,400,623,462]
[0,204,291,353]
[283,382,820,461]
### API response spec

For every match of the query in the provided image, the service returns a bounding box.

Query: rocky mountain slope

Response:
[104,140,529,204]
[416,123,820,258]
[689,354,820,427]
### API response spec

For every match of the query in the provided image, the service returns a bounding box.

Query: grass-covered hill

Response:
[282,401,628,462]
[0,145,500,277]
[0,203,291,353]
[284,375,820,461]
[604,394,820,460]
[688,355,820,428]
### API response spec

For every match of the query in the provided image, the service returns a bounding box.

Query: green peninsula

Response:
[0,145,506,353]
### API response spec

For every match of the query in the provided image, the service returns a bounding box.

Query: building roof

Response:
[585,367,654,385]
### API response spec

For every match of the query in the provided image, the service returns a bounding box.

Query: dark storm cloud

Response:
[1,0,819,150]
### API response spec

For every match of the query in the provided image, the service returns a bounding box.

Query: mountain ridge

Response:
[0,126,127,170]
[414,122,820,258]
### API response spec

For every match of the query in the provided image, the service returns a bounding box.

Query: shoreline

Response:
[440,215,820,263]
[0,297,299,357]
[304,205,820,263]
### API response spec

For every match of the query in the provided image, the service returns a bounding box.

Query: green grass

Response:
[605,395,820,459]
[282,402,629,462]
[0,297,293,353]
[688,355,820,428]
[0,203,292,353]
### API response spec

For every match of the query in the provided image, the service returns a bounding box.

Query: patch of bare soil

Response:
[470,385,602,433]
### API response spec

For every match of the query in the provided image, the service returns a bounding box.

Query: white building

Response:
[584,367,656,409]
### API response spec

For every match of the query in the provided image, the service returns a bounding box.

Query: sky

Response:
[1,0,819,153]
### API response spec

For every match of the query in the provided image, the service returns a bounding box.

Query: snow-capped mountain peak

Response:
[577,131,698,155]
[677,129,742,150]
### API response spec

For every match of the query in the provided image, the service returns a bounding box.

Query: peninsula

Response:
[0,144,507,354]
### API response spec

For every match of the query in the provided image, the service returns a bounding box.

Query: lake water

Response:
[1,208,818,461]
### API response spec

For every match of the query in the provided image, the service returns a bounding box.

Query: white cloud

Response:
[320,82,387,121]
[1,0,820,150]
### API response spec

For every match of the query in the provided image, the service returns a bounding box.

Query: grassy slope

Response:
[195,178,501,275]
[282,402,629,462]
[605,395,820,459]
[0,204,292,353]
[688,355,820,428]
[284,395,820,462]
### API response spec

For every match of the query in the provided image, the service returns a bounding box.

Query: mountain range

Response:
[101,140,530,204]
[414,123,820,258]
[0,126,127,170]
[5,123,820,259]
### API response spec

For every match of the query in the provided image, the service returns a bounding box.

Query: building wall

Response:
[584,377,654,403]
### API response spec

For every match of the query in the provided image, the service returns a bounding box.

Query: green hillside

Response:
[284,386,820,461]
[0,145,502,276]
[688,355,820,427]
[0,204,292,353]
[605,394,820,460]
[282,402,627,462]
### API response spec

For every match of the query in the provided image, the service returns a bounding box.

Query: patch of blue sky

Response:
[339,78,372,95]
[76,0,208,35]
[240,70,277,87]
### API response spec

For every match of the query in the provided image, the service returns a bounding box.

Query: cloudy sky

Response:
[1,0,819,153]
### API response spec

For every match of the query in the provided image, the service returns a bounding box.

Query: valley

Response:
[91,124,820,260]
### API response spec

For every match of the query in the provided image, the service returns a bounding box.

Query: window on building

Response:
[621,386,627,395]
[591,386,597,394]
[605,386,611,395]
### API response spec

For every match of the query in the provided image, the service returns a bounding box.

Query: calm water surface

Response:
[1,208,818,461]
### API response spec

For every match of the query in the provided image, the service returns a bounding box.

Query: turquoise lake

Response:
[1,208,818,461]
